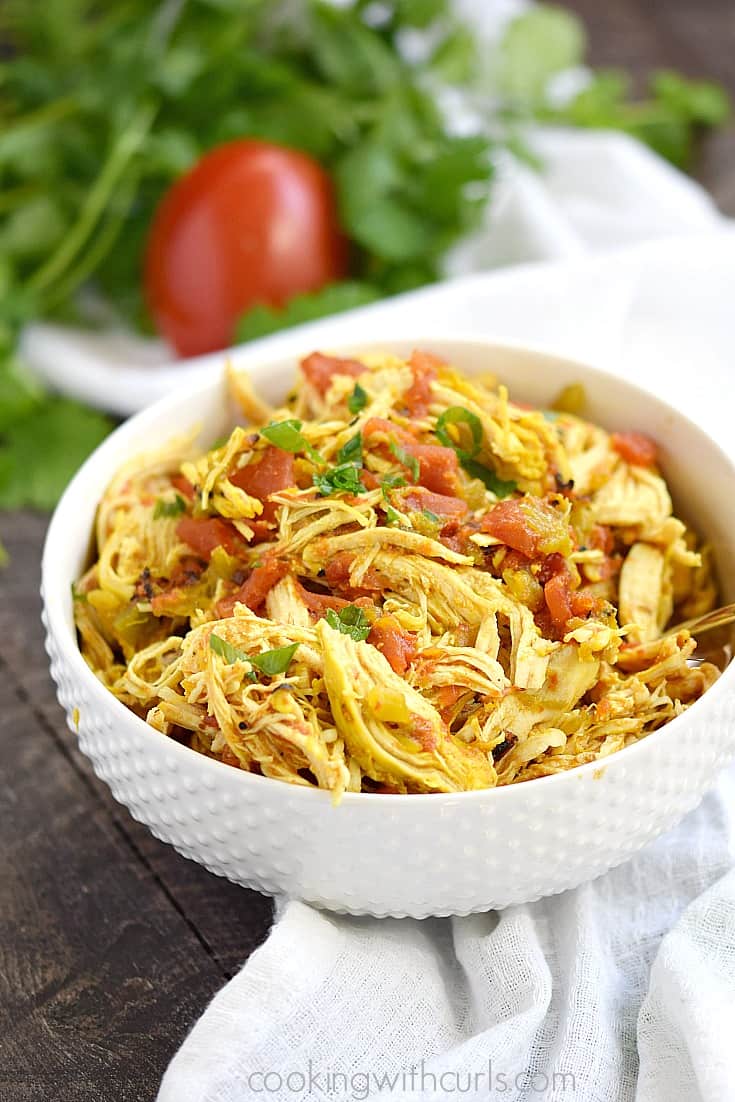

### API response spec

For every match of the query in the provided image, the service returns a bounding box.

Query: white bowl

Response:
[42,337,735,917]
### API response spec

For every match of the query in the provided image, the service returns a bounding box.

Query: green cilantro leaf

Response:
[435,406,482,461]
[236,282,381,343]
[336,432,362,466]
[153,493,186,519]
[422,508,440,525]
[384,504,404,527]
[498,6,586,103]
[209,633,250,666]
[463,459,517,499]
[389,440,419,482]
[347,383,368,415]
[261,419,321,463]
[324,605,370,642]
[0,397,112,510]
[380,472,407,498]
[249,642,299,677]
[313,463,366,497]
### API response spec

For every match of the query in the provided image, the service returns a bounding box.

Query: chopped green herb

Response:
[237,282,381,342]
[380,472,407,498]
[261,419,321,463]
[153,493,186,519]
[389,440,419,482]
[336,432,363,466]
[347,382,368,415]
[384,504,403,527]
[435,406,482,461]
[421,508,440,525]
[249,643,299,677]
[313,463,366,497]
[71,582,87,603]
[209,633,250,666]
[324,605,370,642]
[0,539,8,568]
[463,459,517,499]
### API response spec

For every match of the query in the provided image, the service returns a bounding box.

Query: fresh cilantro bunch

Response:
[0,0,729,512]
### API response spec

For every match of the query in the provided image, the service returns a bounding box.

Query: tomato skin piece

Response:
[363,418,415,445]
[404,443,461,496]
[176,516,243,560]
[403,350,441,416]
[230,446,294,523]
[300,352,365,396]
[544,572,574,632]
[171,474,195,500]
[402,486,467,520]
[481,499,536,558]
[610,431,658,468]
[216,558,289,618]
[368,615,417,675]
[145,140,347,357]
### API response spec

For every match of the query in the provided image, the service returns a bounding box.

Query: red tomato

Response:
[145,140,347,357]
[610,431,658,468]
[216,558,289,618]
[368,616,418,676]
[176,517,244,560]
[300,352,365,395]
[229,446,295,523]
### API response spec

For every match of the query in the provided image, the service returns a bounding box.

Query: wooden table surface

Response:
[2,4,734,1099]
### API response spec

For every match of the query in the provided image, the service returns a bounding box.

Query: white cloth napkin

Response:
[158,146,735,1102]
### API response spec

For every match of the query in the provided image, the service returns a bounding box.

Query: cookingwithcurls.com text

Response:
[245,1059,576,1099]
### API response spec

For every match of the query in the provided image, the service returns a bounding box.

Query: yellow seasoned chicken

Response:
[75,348,720,797]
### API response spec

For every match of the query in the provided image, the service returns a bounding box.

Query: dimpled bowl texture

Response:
[42,337,735,917]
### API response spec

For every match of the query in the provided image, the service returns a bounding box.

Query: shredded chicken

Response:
[74,348,721,799]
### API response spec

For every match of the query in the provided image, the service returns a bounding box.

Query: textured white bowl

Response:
[42,337,735,917]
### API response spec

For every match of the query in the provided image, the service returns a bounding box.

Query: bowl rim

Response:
[42,332,735,807]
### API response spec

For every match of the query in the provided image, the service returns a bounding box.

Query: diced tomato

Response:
[363,418,414,445]
[610,431,658,468]
[544,572,574,632]
[403,350,442,417]
[481,499,536,558]
[177,516,244,560]
[216,558,289,617]
[300,352,365,395]
[297,583,349,614]
[230,446,295,523]
[324,551,383,596]
[482,499,573,560]
[402,486,467,520]
[359,469,380,491]
[368,615,418,675]
[435,684,467,723]
[172,474,195,500]
[220,745,241,769]
[403,443,461,496]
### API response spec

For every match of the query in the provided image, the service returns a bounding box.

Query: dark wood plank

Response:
[0,512,273,1100]
[0,658,226,1100]
[0,512,273,979]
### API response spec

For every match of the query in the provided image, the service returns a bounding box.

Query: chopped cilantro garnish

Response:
[209,634,298,678]
[384,504,403,527]
[249,643,299,676]
[347,383,368,415]
[336,432,363,466]
[435,406,482,461]
[421,508,440,524]
[153,494,186,519]
[261,420,321,463]
[389,440,419,482]
[71,581,87,603]
[325,605,370,642]
[313,463,366,497]
[209,633,250,666]
[380,472,407,498]
[463,460,517,499]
